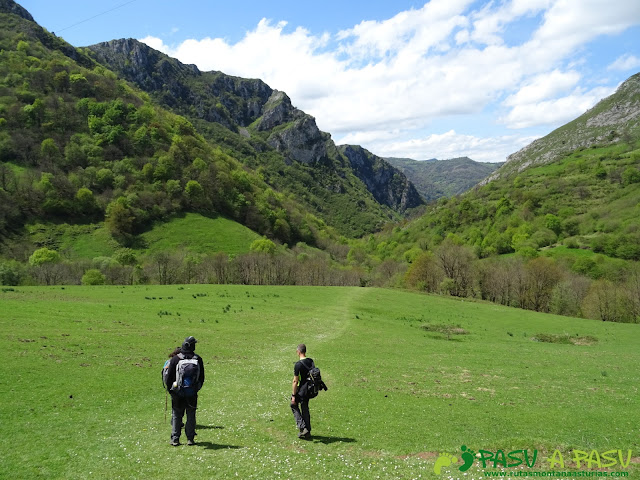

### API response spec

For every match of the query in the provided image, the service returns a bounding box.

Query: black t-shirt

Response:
[294,358,314,384]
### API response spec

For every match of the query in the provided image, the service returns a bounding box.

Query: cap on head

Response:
[183,336,197,352]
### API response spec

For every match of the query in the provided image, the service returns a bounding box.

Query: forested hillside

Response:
[0,4,354,261]
[367,74,640,264]
[88,38,424,237]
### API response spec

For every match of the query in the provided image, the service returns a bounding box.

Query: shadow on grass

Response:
[196,441,243,451]
[196,424,225,430]
[310,435,357,445]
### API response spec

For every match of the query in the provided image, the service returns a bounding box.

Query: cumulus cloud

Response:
[498,70,615,128]
[140,0,640,162]
[501,86,615,128]
[607,54,640,72]
[503,70,581,107]
[367,130,539,163]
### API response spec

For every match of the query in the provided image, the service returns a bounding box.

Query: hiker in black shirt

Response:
[290,343,314,439]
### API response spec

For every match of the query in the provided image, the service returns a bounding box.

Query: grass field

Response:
[1,286,639,479]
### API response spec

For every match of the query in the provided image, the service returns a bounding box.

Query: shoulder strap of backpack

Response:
[301,358,314,376]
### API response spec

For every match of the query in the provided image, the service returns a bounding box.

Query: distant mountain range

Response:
[385,156,501,202]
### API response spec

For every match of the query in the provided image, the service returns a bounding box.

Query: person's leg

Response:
[171,395,185,444]
[290,395,307,432]
[185,396,198,442]
[301,398,311,435]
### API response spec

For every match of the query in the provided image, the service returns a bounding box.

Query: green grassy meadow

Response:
[1,286,639,479]
[139,214,261,256]
[23,213,262,262]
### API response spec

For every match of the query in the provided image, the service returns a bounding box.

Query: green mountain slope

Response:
[361,75,640,266]
[486,73,640,183]
[87,38,424,237]
[385,156,501,202]
[0,1,345,256]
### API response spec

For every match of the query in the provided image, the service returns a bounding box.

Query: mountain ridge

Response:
[87,37,425,233]
[0,2,346,251]
[484,73,640,184]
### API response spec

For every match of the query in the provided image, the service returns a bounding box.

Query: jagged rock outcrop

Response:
[484,72,640,183]
[258,91,300,130]
[89,39,277,130]
[268,116,330,165]
[340,145,424,211]
[90,40,334,160]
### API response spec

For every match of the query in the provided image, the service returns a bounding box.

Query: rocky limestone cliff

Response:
[268,115,330,165]
[484,72,640,184]
[89,39,276,130]
[0,0,33,21]
[258,90,300,130]
[89,39,331,166]
[340,145,424,211]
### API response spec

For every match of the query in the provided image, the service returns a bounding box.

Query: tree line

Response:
[2,236,639,324]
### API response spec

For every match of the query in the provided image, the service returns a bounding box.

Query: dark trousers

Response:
[171,393,197,442]
[290,394,311,432]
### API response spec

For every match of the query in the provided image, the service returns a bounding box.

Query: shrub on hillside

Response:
[82,269,105,285]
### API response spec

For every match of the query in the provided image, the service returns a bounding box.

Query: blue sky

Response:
[19,0,640,162]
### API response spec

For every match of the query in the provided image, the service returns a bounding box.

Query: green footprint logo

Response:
[433,453,458,474]
[459,445,476,472]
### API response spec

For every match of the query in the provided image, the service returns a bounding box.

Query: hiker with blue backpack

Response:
[290,343,327,439]
[163,336,205,446]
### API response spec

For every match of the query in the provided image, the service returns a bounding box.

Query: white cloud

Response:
[607,53,640,72]
[139,35,168,54]
[504,70,581,107]
[528,0,640,59]
[368,130,538,163]
[337,0,471,59]
[469,0,551,46]
[139,0,640,161]
[500,85,614,128]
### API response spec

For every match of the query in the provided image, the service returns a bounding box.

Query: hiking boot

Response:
[170,440,180,446]
[187,439,196,446]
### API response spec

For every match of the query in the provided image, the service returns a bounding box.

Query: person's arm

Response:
[291,362,300,404]
[291,375,299,404]
[198,356,205,385]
